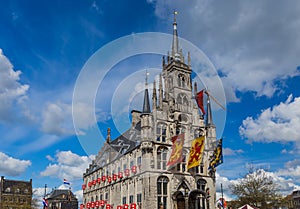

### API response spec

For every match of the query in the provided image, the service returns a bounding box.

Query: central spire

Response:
[172,10,180,61]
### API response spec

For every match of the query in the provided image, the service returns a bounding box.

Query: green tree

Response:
[229,166,281,208]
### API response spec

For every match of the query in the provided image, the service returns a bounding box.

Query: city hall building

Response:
[82,15,219,209]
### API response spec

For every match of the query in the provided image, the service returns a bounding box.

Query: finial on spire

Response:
[173,10,178,23]
[106,127,111,143]
[145,69,149,87]
[188,51,191,67]
[172,10,180,61]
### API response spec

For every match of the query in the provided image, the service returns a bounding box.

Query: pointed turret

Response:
[141,71,152,141]
[142,88,150,114]
[206,94,214,126]
[142,71,151,114]
[194,82,198,97]
[172,11,180,61]
[152,80,157,110]
[205,92,216,151]
[158,73,163,109]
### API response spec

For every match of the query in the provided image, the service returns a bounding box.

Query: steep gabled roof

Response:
[85,121,141,175]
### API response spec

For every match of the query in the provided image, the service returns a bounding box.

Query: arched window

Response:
[177,74,186,88]
[157,176,169,209]
[156,123,167,142]
[178,114,188,123]
[197,179,207,191]
[157,147,168,170]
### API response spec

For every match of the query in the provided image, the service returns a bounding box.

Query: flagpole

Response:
[44,184,47,209]
[221,183,224,209]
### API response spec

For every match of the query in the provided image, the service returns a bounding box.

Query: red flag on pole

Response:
[195,90,205,115]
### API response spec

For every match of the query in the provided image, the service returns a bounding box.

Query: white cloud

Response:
[90,0,103,15]
[40,150,94,180]
[148,0,300,100]
[72,101,111,136]
[42,100,109,136]
[73,102,99,131]
[266,170,300,195]
[32,187,52,200]
[0,49,29,123]
[46,155,55,162]
[74,189,83,203]
[223,147,244,156]
[277,160,300,184]
[41,102,74,136]
[0,152,31,176]
[19,135,61,153]
[239,95,300,146]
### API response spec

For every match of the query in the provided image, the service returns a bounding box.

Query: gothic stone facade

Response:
[0,176,32,209]
[82,18,218,209]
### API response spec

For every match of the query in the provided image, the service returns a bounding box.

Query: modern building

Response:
[0,176,32,209]
[82,15,219,209]
[46,188,78,209]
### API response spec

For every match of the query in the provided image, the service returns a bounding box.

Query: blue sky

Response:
[1,0,300,204]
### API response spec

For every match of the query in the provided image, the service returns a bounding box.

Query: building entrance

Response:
[176,192,185,209]
[188,190,207,209]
